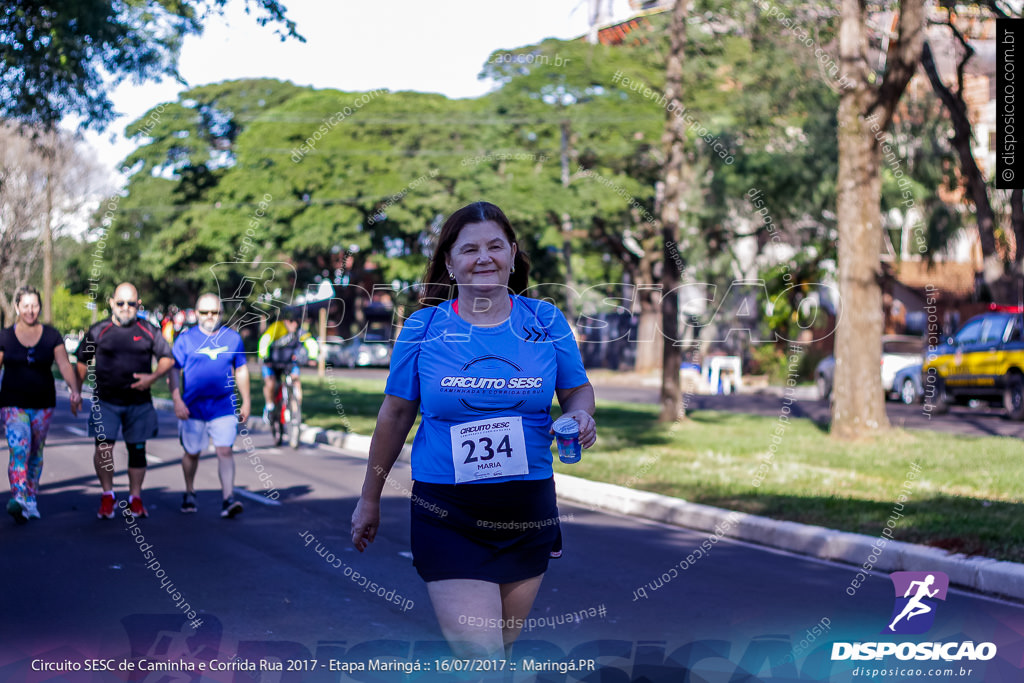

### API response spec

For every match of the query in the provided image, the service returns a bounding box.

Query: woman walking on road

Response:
[0,286,82,523]
[351,201,597,659]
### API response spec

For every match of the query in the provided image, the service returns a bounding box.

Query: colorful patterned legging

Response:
[2,407,55,502]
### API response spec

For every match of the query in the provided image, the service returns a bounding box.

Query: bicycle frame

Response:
[270,369,302,449]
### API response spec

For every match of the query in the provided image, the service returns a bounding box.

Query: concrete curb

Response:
[551,472,1024,602]
[141,393,1024,603]
[308,425,412,462]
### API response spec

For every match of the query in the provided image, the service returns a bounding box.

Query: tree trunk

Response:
[658,0,687,422]
[834,98,889,436]
[633,281,662,373]
[43,148,54,324]
[560,119,577,325]
[832,0,926,439]
[920,41,1001,287]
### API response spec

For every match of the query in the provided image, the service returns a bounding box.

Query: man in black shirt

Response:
[76,283,174,519]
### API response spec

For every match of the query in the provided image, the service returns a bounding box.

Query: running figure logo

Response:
[883,571,949,634]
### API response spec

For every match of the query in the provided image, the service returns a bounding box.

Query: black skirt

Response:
[410,477,562,583]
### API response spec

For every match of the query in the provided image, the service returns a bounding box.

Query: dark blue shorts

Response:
[88,399,158,443]
[410,477,562,583]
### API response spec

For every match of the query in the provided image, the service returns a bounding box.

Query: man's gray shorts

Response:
[88,399,158,443]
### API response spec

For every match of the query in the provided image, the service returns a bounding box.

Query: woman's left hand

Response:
[555,410,597,449]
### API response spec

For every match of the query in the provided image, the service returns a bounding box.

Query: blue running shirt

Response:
[385,295,589,484]
[172,326,246,421]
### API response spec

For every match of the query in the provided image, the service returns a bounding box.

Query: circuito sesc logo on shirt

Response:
[438,355,544,413]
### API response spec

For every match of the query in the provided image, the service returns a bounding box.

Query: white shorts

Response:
[178,415,238,455]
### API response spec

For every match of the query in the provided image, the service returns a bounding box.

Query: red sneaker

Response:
[97,492,115,519]
[129,495,148,518]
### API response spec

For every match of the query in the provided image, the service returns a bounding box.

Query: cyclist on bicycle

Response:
[258,310,319,423]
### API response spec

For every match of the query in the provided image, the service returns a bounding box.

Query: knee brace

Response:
[127,442,148,468]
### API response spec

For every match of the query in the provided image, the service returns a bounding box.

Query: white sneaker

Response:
[23,500,40,519]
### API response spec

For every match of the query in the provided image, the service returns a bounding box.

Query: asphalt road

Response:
[3,398,1024,682]
[324,366,1024,439]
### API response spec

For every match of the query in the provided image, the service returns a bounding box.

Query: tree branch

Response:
[920,40,998,260]
[940,8,975,96]
[871,0,927,128]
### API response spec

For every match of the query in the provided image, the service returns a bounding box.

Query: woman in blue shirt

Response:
[351,201,596,658]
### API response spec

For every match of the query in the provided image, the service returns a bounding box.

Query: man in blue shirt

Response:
[169,293,250,518]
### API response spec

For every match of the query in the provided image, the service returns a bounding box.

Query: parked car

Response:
[324,337,393,368]
[890,363,923,404]
[922,310,1024,419]
[814,335,925,400]
[814,355,835,400]
[321,336,348,367]
[880,335,925,394]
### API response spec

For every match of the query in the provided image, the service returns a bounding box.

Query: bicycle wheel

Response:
[288,383,301,449]
[273,388,285,446]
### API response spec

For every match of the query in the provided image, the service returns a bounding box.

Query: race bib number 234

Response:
[450,416,529,483]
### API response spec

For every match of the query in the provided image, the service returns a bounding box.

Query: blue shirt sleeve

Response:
[172,334,187,368]
[384,307,433,402]
[231,331,246,368]
[540,301,589,389]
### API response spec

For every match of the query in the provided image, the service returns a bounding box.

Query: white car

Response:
[880,336,925,394]
[815,335,924,400]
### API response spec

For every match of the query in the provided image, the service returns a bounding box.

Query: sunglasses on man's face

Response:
[197,310,221,316]
[113,300,139,308]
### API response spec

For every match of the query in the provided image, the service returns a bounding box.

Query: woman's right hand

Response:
[351,496,381,552]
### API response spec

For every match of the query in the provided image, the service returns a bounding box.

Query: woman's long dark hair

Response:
[420,201,531,307]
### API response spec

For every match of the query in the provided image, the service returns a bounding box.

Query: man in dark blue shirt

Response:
[169,293,250,518]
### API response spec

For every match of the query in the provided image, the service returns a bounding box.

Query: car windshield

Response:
[954,319,984,345]
[953,315,1013,345]
[979,316,1011,343]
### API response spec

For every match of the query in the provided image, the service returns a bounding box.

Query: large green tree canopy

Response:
[68,0,959,349]
[0,0,301,130]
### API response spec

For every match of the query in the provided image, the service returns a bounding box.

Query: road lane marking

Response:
[65,426,89,436]
[233,487,282,506]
